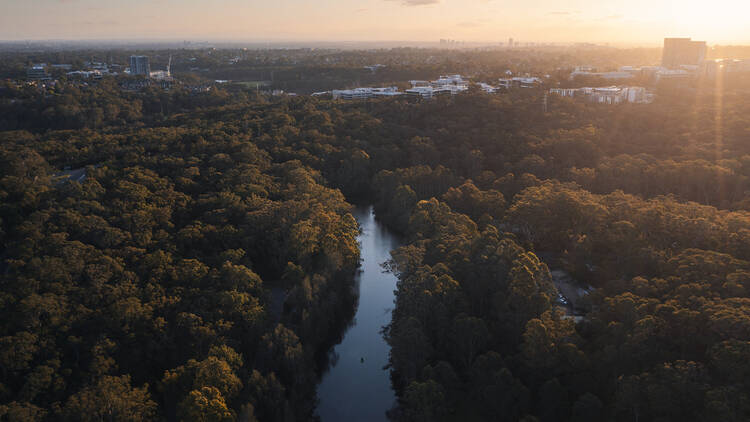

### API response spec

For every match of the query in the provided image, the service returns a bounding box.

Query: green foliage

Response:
[177,387,235,422]
[2,62,750,422]
[62,375,156,422]
[0,93,360,420]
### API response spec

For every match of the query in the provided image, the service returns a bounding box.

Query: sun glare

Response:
[665,1,750,41]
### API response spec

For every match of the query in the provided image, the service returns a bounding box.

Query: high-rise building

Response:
[508,38,514,48]
[662,38,707,68]
[129,56,151,76]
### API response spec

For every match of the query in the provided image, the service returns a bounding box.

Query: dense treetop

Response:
[2,59,750,421]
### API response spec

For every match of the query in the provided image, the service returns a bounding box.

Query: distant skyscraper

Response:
[662,38,707,68]
[508,38,514,48]
[129,55,151,76]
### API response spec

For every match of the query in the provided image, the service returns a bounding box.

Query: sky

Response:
[1,0,749,45]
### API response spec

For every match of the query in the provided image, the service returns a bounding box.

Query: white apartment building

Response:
[477,83,499,93]
[499,77,543,89]
[406,84,468,99]
[332,87,402,100]
[435,84,468,95]
[550,86,652,104]
[514,77,543,87]
[364,64,386,72]
[550,88,578,97]
[406,74,469,98]
[433,74,466,85]
[27,64,51,80]
[332,74,475,101]
[406,86,437,99]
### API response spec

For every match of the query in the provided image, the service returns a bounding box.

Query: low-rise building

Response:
[499,77,543,88]
[550,88,578,97]
[550,86,653,104]
[433,74,466,85]
[149,70,172,81]
[655,69,690,82]
[66,70,103,79]
[514,76,543,87]
[405,86,436,99]
[27,64,51,80]
[406,84,468,99]
[705,59,750,78]
[85,62,109,72]
[477,83,499,93]
[497,79,512,89]
[600,71,636,80]
[570,66,636,81]
[364,64,386,72]
[108,64,124,74]
[405,74,469,98]
[332,87,402,100]
[434,84,468,95]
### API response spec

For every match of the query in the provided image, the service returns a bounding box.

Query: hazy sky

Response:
[2,0,749,44]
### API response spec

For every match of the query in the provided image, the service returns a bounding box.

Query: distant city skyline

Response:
[2,0,750,45]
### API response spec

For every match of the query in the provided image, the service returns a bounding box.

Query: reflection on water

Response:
[316,205,399,422]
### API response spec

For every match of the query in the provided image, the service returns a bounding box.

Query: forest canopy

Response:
[2,66,750,421]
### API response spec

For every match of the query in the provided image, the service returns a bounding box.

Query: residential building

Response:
[550,88,578,97]
[596,71,634,80]
[550,86,653,104]
[405,74,469,98]
[149,70,171,80]
[655,69,690,82]
[406,86,437,99]
[571,66,636,81]
[501,77,542,88]
[332,87,402,100]
[662,38,707,68]
[433,74,466,86]
[705,59,750,78]
[497,79,512,89]
[66,70,103,79]
[27,64,50,80]
[149,56,172,81]
[434,84,468,95]
[129,55,151,76]
[86,62,109,72]
[477,83,498,93]
[332,74,471,101]
[406,84,468,99]
[108,64,124,74]
[364,64,386,72]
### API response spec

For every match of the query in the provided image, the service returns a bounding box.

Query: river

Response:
[316,205,399,421]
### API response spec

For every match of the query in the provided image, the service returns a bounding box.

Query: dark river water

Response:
[316,205,399,421]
